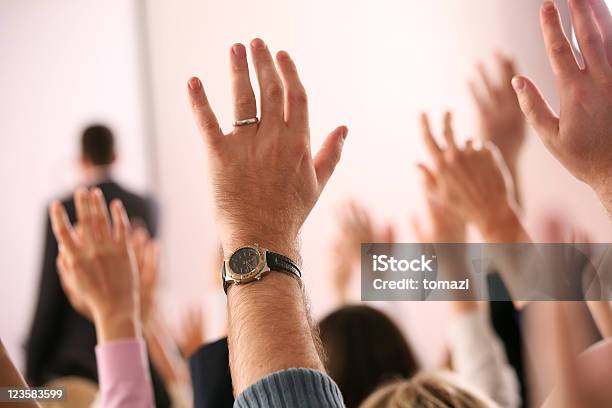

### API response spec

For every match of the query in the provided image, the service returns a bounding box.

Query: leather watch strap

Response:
[266,251,302,279]
[222,250,302,294]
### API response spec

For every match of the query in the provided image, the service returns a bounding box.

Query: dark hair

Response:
[81,124,115,165]
[319,305,420,408]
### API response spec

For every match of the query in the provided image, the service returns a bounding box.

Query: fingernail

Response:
[188,77,201,90]
[276,50,290,61]
[341,127,348,140]
[232,43,246,58]
[251,38,266,50]
[511,76,525,91]
[542,1,555,12]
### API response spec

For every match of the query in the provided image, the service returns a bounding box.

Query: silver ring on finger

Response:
[233,117,259,127]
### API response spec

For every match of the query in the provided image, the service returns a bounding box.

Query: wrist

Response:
[226,268,301,298]
[594,181,612,217]
[223,234,301,266]
[476,203,527,243]
[93,307,141,345]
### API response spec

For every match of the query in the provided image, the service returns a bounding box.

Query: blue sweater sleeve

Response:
[234,368,345,408]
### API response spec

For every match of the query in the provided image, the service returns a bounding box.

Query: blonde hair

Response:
[360,371,498,408]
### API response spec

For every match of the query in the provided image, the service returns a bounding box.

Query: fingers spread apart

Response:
[188,76,223,146]
[511,75,560,144]
[230,43,257,130]
[276,50,309,129]
[569,0,610,75]
[50,201,78,256]
[540,1,580,79]
[250,38,285,127]
[110,199,131,245]
[314,126,348,191]
[90,188,112,242]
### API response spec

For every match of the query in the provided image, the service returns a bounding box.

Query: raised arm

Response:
[332,201,395,304]
[416,112,529,243]
[0,339,41,408]
[412,126,521,406]
[469,53,527,205]
[187,39,347,405]
[512,0,612,217]
[50,188,154,408]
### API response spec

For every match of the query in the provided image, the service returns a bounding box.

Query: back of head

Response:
[319,305,419,408]
[360,372,498,408]
[41,376,97,408]
[81,124,115,166]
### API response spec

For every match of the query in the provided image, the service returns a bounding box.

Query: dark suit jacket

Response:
[189,337,234,408]
[25,180,169,407]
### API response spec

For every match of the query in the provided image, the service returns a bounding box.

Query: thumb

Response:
[314,126,348,191]
[511,75,559,145]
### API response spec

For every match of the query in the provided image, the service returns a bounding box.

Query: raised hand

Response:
[332,201,395,302]
[470,53,526,172]
[187,39,348,261]
[541,303,612,407]
[176,306,205,359]
[417,112,528,243]
[131,227,159,325]
[336,201,377,264]
[411,152,467,244]
[187,39,346,393]
[512,0,612,215]
[51,188,140,343]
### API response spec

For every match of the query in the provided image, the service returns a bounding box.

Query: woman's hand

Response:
[51,188,140,344]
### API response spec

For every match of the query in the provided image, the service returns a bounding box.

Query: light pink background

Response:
[1,0,610,371]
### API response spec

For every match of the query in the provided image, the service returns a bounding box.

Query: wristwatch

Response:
[222,244,302,293]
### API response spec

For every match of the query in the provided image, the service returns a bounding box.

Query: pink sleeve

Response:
[95,338,154,408]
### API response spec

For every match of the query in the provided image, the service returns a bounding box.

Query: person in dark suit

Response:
[25,124,170,407]
[189,337,234,408]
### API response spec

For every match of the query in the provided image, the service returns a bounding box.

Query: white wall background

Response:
[0,0,151,369]
[144,0,611,367]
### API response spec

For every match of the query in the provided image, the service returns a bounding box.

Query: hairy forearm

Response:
[227,272,324,395]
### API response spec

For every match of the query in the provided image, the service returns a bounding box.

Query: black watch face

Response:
[229,247,261,275]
